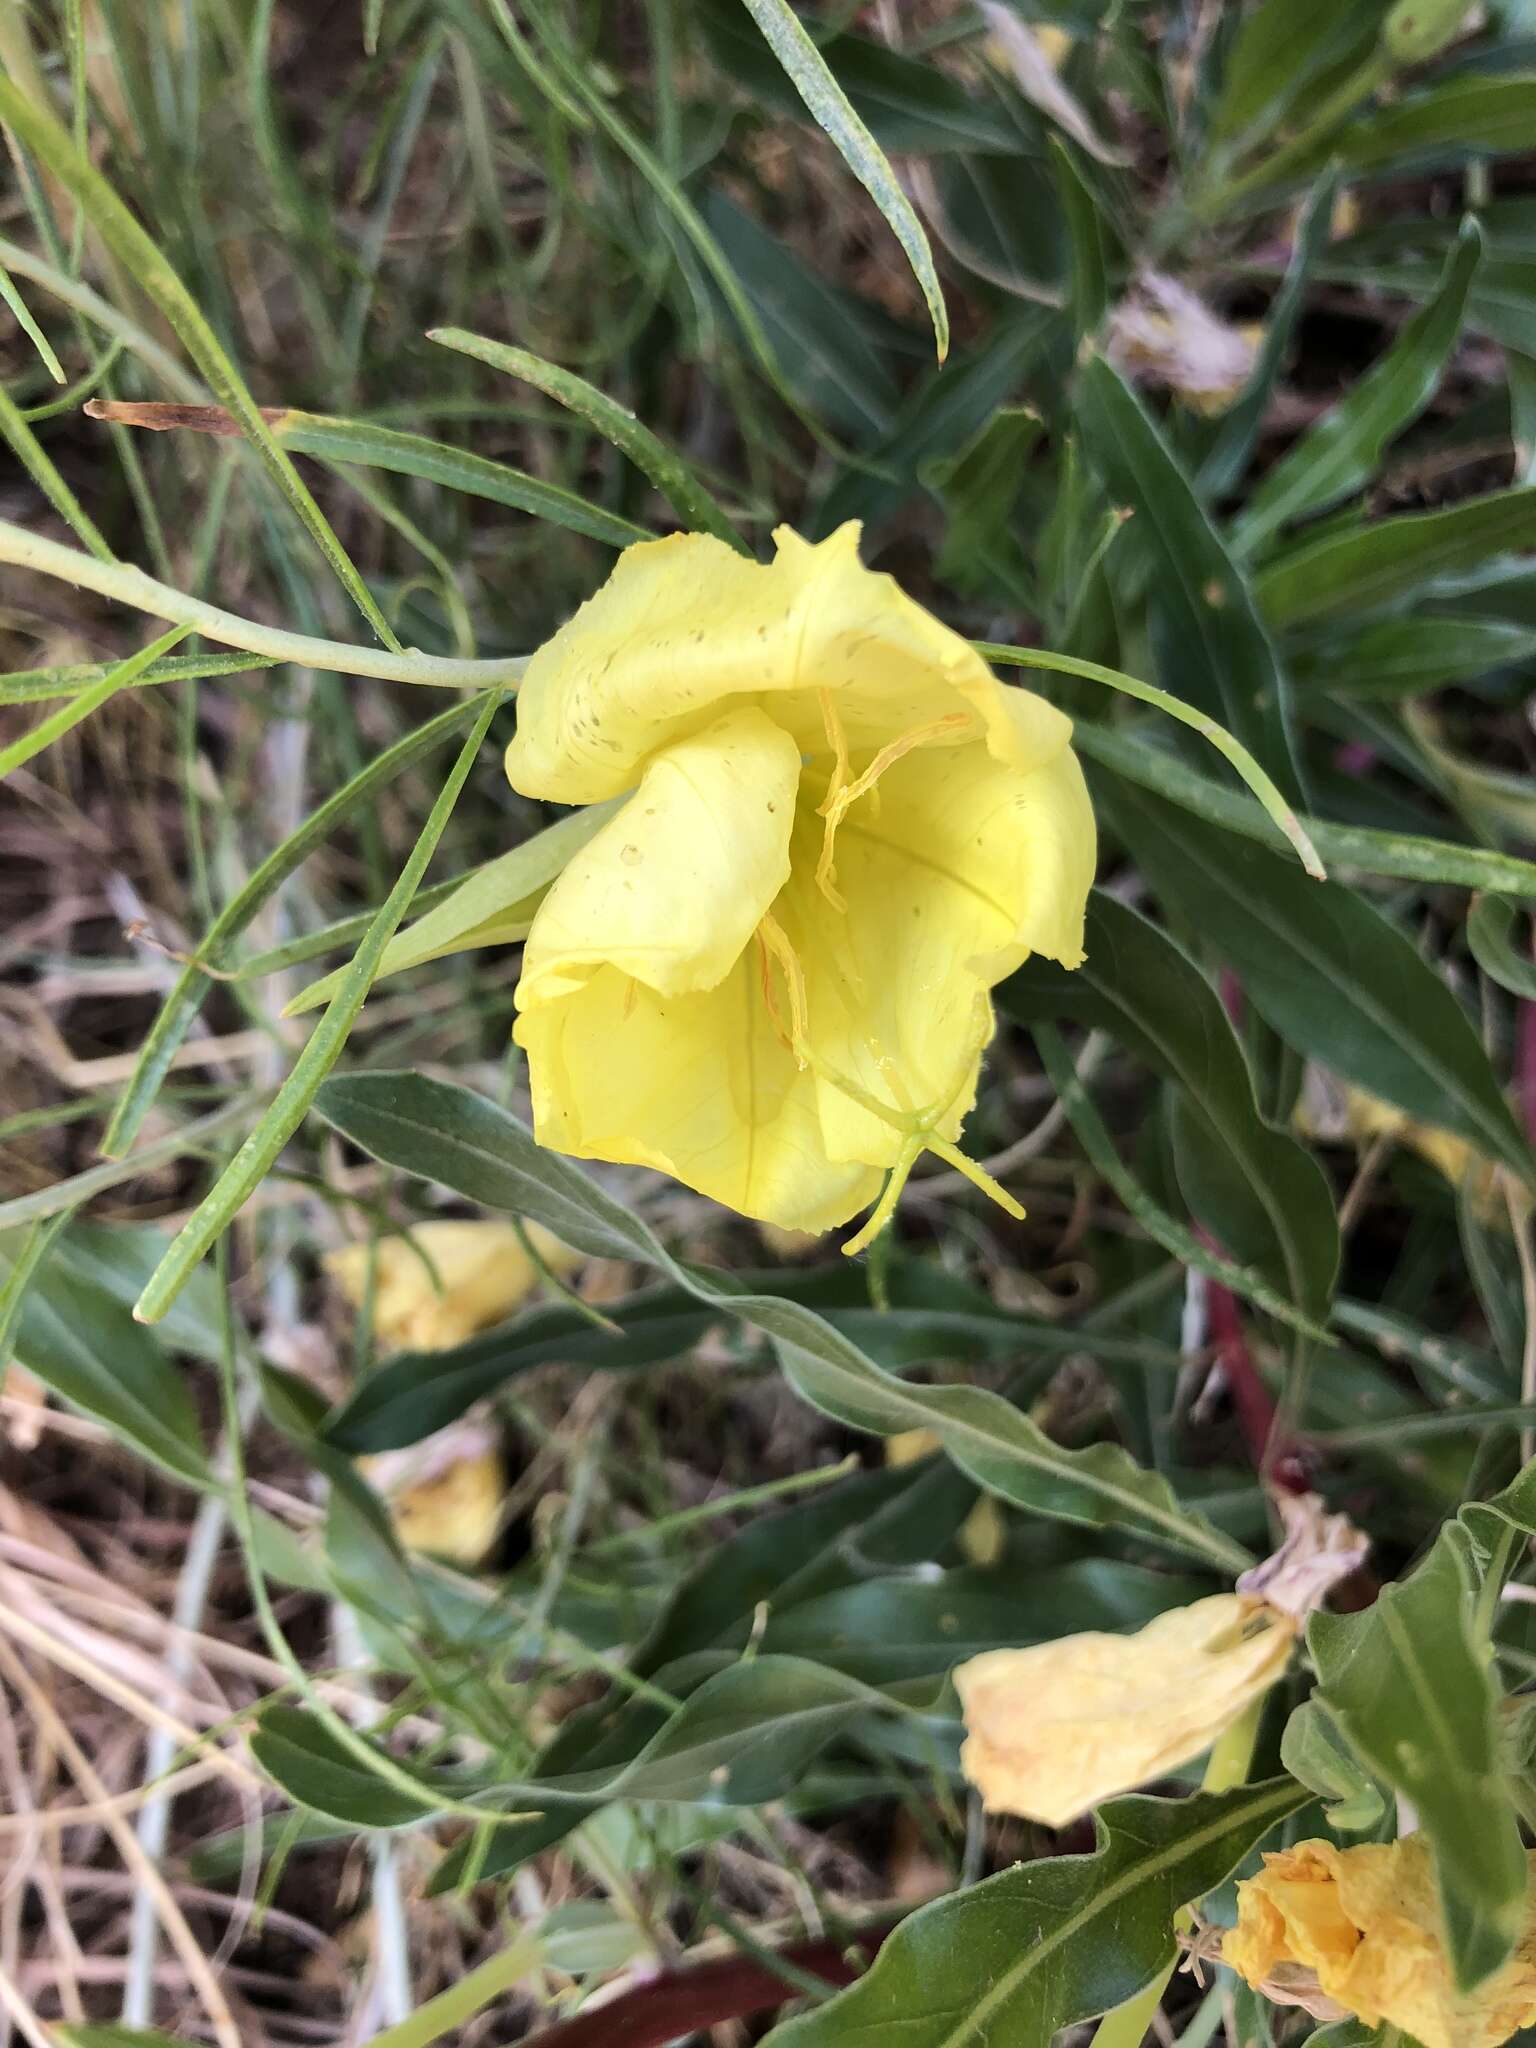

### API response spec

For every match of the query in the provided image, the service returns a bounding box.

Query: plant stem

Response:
[0,517,528,688]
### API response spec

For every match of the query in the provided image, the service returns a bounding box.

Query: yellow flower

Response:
[326,1218,578,1353]
[953,1594,1296,1827]
[1225,1837,1536,2048]
[505,523,1095,1244]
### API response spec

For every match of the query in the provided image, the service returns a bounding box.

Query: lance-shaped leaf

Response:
[1310,1530,1527,1990]
[760,1777,1312,2047]
[315,1072,1251,1573]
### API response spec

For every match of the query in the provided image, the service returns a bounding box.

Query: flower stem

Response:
[1088,1696,1265,2048]
[0,516,529,688]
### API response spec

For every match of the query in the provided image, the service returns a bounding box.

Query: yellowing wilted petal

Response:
[327,1219,577,1353]
[364,1422,506,1566]
[954,1594,1295,1827]
[517,708,800,1005]
[1226,1837,1536,2048]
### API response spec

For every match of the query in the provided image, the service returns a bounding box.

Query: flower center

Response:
[813,691,969,911]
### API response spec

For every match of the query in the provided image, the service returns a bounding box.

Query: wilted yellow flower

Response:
[1296,1071,1516,1222]
[954,1594,1296,1826]
[505,523,1095,1245]
[1225,1837,1536,2048]
[886,1427,1005,1567]
[326,1218,578,1352]
[363,1420,505,1567]
[1107,274,1261,415]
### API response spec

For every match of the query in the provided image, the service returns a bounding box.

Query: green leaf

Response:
[760,1778,1313,2048]
[427,328,746,549]
[702,192,901,441]
[283,801,616,1015]
[0,623,190,783]
[735,0,950,361]
[0,1251,209,1487]
[1470,893,1536,1000]
[315,1073,1251,1571]
[1291,615,1536,700]
[277,411,648,548]
[1337,74,1536,176]
[1205,0,1392,150]
[1104,777,1534,1183]
[251,1705,482,1828]
[1002,893,1338,1318]
[699,0,1024,157]
[103,696,484,1157]
[1311,1529,1527,1989]
[134,693,502,1324]
[1236,220,1482,554]
[1073,352,1301,797]
[0,648,278,708]
[1077,721,1536,898]
[1279,1699,1386,1831]
[1258,483,1536,627]
[0,78,399,652]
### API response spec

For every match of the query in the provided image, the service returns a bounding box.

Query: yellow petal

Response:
[505,523,1074,804]
[953,1594,1295,1827]
[780,731,1096,1169]
[326,1219,576,1353]
[516,948,882,1233]
[516,707,800,1007]
[1227,1838,1536,2048]
[364,1434,505,1566]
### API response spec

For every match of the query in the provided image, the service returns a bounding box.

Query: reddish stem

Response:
[525,1922,897,2048]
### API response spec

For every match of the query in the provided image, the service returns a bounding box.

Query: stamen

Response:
[621,976,639,1021]
[815,710,970,911]
[755,929,793,1053]
[757,911,812,1068]
[841,1137,923,1259]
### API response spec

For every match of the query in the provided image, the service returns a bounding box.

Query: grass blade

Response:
[0,253,63,380]
[0,622,191,781]
[736,0,949,362]
[0,74,401,650]
[428,327,745,550]
[101,695,484,1158]
[133,691,504,1324]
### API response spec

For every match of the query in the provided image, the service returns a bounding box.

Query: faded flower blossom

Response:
[326,1218,578,1353]
[1224,1837,1536,2048]
[505,522,1096,1244]
[954,1594,1296,1827]
[955,1494,1365,1826]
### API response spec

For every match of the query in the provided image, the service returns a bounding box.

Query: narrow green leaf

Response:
[282,801,616,1016]
[0,648,278,708]
[1258,483,1536,627]
[1105,777,1535,1183]
[427,327,744,549]
[1469,894,1536,1001]
[735,0,949,361]
[102,695,483,1158]
[1003,893,1339,1319]
[1337,74,1536,177]
[1073,353,1302,797]
[0,255,64,381]
[1205,0,1391,151]
[0,623,190,783]
[1291,615,1536,700]
[1237,220,1482,553]
[1077,722,1536,898]
[1311,1532,1527,1989]
[0,376,113,560]
[762,1779,1313,2048]
[0,76,400,650]
[0,1096,255,1233]
[1,1251,209,1486]
[277,410,647,548]
[315,1073,1252,1571]
[134,694,503,1324]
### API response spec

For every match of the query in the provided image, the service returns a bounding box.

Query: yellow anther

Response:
[757,911,813,1067]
